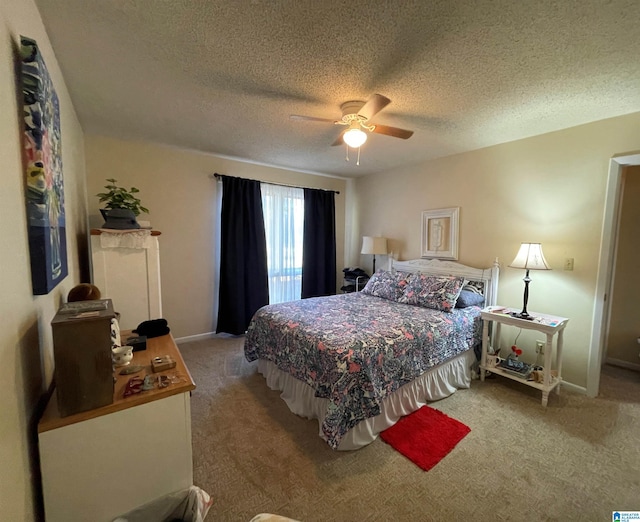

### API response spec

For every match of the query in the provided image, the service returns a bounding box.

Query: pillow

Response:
[455,289,485,308]
[463,280,485,295]
[361,270,410,301]
[398,274,465,312]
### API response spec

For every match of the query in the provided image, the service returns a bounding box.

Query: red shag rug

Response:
[379,405,471,471]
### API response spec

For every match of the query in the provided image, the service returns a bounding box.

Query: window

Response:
[261,184,304,303]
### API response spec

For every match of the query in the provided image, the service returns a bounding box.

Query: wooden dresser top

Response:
[39,333,195,433]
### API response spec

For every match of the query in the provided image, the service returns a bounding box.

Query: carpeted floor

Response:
[179,336,640,522]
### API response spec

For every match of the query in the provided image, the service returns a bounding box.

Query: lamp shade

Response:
[361,236,388,255]
[509,243,551,270]
[343,124,368,148]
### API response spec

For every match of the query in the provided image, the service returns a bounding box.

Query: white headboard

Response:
[390,258,500,307]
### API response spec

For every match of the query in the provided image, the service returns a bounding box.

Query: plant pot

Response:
[101,208,140,230]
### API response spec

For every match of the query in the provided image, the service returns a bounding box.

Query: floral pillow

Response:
[361,270,411,301]
[398,274,465,312]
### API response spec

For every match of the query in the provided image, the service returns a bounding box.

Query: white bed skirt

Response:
[257,349,476,450]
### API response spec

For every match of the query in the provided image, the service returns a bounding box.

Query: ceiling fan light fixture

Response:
[343,126,368,148]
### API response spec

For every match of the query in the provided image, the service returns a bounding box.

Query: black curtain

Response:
[301,188,336,298]
[216,175,269,335]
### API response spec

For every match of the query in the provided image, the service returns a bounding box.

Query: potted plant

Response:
[96,178,149,230]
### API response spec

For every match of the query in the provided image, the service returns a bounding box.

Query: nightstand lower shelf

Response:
[480,307,569,407]
[480,365,561,394]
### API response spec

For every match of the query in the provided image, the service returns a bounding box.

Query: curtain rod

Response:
[212,173,340,195]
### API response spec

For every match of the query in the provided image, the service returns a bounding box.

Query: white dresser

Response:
[38,334,195,522]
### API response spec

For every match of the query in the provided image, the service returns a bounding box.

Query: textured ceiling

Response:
[35,0,640,177]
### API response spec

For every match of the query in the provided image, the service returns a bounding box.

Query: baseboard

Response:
[174,332,216,344]
[605,357,640,372]
[174,331,245,344]
[560,380,586,395]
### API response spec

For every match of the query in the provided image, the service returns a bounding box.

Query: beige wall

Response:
[84,135,348,339]
[0,0,87,519]
[607,166,640,366]
[356,112,640,388]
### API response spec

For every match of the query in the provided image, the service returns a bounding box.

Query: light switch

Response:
[564,258,574,271]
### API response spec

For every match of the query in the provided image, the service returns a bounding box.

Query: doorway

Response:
[605,166,640,371]
[588,152,640,397]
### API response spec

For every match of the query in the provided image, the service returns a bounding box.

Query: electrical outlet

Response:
[535,340,545,354]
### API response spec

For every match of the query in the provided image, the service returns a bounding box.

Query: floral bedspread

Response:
[244,292,482,449]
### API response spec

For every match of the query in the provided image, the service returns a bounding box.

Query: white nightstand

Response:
[480,306,569,407]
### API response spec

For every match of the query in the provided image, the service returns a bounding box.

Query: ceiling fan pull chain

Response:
[345,144,350,162]
[356,146,361,166]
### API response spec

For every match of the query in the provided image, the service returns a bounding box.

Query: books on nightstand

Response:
[498,358,533,380]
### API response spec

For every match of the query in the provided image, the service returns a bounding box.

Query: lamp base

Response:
[511,311,534,321]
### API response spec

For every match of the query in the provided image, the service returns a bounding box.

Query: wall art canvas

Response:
[21,36,68,295]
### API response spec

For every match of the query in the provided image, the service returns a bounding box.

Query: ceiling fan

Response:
[290,94,414,149]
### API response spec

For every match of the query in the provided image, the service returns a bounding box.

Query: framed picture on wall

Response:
[421,207,459,260]
[21,35,68,295]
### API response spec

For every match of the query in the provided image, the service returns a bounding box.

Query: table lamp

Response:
[509,242,550,319]
[361,236,387,274]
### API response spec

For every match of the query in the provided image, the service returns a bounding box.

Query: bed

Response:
[244,258,499,450]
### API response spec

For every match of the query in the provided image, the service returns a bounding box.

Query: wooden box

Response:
[51,299,116,416]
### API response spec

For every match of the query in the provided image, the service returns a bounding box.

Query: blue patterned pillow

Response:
[398,274,465,312]
[361,270,411,301]
[455,288,485,308]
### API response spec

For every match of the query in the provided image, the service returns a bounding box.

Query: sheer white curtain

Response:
[261,184,304,303]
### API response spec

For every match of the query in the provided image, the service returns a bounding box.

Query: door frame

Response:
[588,151,640,397]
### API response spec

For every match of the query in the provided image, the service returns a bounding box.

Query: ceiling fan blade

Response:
[290,114,337,123]
[371,124,414,139]
[331,132,345,146]
[357,94,391,121]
